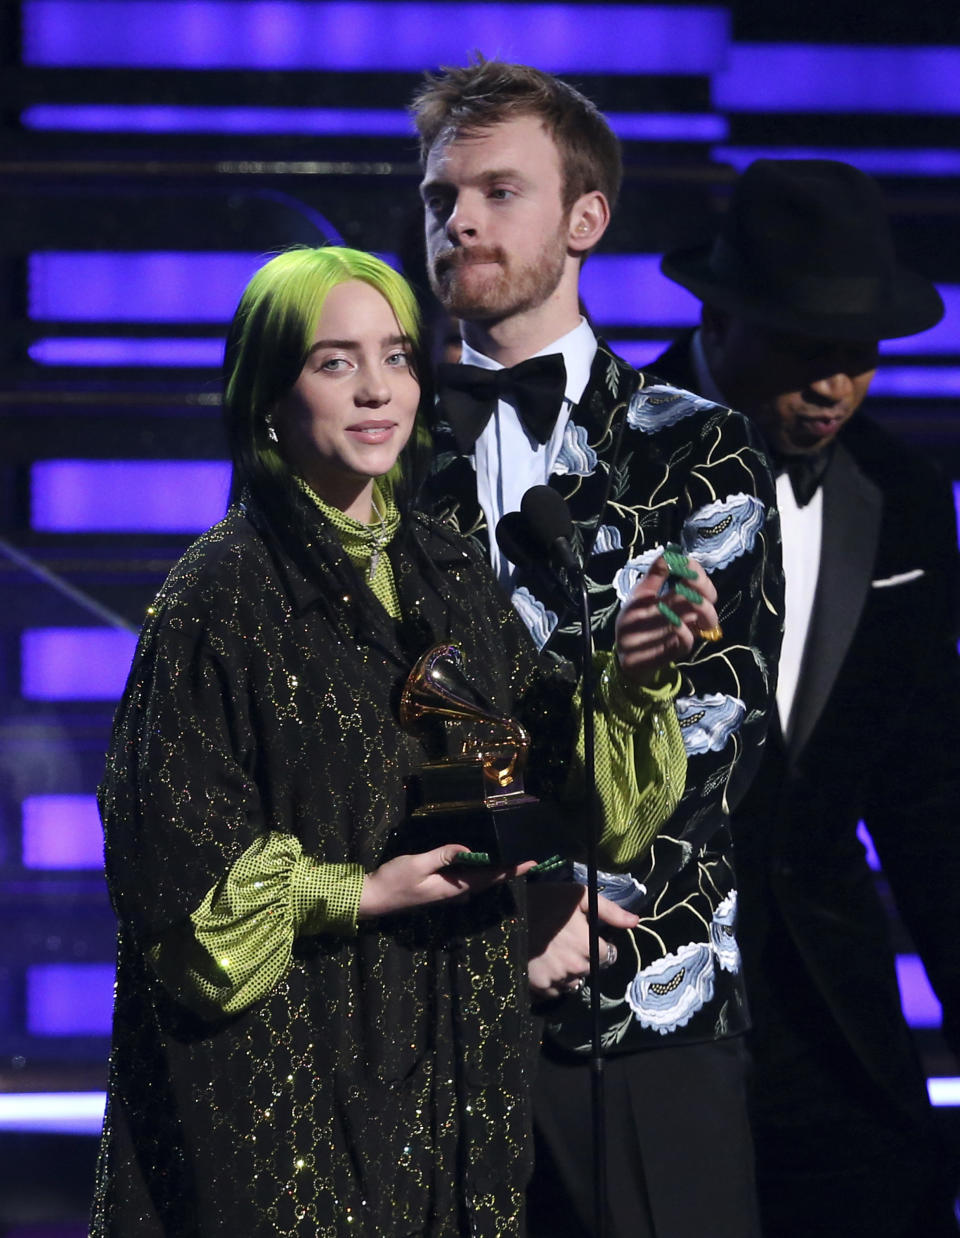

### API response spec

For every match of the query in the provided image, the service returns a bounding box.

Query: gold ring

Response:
[696,625,723,642]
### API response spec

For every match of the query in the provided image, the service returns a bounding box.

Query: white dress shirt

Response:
[461,319,598,584]
[689,328,822,740]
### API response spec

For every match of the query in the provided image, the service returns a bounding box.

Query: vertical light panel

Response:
[26,963,115,1036]
[22,796,103,870]
[21,629,139,701]
[31,460,232,532]
[896,955,942,1029]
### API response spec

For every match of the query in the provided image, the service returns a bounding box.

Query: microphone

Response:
[495,509,578,609]
[520,485,582,578]
[494,510,541,576]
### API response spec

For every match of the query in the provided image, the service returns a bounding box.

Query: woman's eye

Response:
[386,351,410,367]
[320,357,348,372]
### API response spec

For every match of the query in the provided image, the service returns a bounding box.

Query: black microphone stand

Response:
[511,486,608,1237]
[575,566,607,1238]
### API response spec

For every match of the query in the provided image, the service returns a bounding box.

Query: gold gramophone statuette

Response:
[396,644,557,865]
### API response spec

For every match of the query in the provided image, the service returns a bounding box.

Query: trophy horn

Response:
[400,644,530,787]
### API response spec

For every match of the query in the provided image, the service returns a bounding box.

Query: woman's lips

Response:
[347,421,396,443]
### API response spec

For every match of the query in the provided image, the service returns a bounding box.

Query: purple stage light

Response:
[608,113,728,143]
[22,1,729,74]
[896,955,942,1029]
[32,460,231,533]
[29,338,226,367]
[716,146,960,179]
[22,103,729,144]
[869,367,960,399]
[582,257,701,327]
[28,252,266,323]
[954,483,960,549]
[714,45,960,115]
[0,1092,106,1135]
[605,340,673,370]
[929,1079,960,1107]
[26,963,115,1036]
[22,795,103,870]
[856,820,881,872]
[21,628,139,701]
[22,104,419,136]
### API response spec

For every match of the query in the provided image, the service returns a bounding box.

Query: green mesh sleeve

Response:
[569,653,686,869]
[147,831,364,1018]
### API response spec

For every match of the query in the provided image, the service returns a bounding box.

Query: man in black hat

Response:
[655,158,960,1236]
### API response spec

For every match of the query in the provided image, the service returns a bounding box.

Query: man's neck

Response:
[460,282,582,368]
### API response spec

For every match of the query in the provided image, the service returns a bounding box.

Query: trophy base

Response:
[392,795,561,866]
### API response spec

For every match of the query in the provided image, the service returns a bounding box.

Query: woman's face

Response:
[274,279,419,519]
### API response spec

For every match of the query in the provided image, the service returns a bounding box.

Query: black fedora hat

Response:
[661,159,943,341]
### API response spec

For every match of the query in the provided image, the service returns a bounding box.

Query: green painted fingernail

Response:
[664,547,697,579]
[675,582,703,604]
[455,851,491,866]
[658,600,683,627]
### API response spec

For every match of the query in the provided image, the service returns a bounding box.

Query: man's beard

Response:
[429,228,568,323]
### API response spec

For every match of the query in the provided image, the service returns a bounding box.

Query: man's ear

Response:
[567,191,610,254]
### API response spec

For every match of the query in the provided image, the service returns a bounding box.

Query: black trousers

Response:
[527,1035,761,1238]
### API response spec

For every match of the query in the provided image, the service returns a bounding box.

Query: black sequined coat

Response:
[92,493,575,1238]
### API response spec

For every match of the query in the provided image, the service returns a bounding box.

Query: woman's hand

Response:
[615,552,719,686]
[358,845,536,919]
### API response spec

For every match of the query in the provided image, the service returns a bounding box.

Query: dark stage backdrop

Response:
[0,1,958,1229]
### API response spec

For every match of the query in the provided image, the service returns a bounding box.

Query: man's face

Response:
[704,312,878,457]
[420,114,572,324]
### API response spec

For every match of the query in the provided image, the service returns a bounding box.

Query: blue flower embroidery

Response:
[626,942,715,1034]
[627,385,717,434]
[682,494,764,573]
[675,693,746,755]
[591,524,623,555]
[710,891,741,974]
[554,421,598,476]
[572,863,647,910]
[613,547,664,603]
[511,586,558,650]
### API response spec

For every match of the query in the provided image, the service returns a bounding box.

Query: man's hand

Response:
[527,882,640,1000]
[615,553,719,685]
[359,845,535,919]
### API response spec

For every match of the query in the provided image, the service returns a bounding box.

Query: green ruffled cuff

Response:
[568,651,686,869]
[147,831,364,1019]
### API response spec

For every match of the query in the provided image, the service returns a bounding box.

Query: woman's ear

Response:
[567,191,611,255]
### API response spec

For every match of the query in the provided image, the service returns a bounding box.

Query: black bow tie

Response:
[776,449,832,507]
[437,354,568,453]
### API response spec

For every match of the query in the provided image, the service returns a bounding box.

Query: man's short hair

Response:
[411,57,622,213]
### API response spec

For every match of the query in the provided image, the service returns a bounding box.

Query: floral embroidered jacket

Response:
[423,341,784,1053]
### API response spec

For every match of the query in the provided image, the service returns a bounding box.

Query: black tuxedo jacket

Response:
[424,341,784,1054]
[654,333,960,1122]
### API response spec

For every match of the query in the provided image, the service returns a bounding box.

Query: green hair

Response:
[223,246,424,504]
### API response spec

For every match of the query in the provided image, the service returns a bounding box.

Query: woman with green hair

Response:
[91,247,693,1236]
